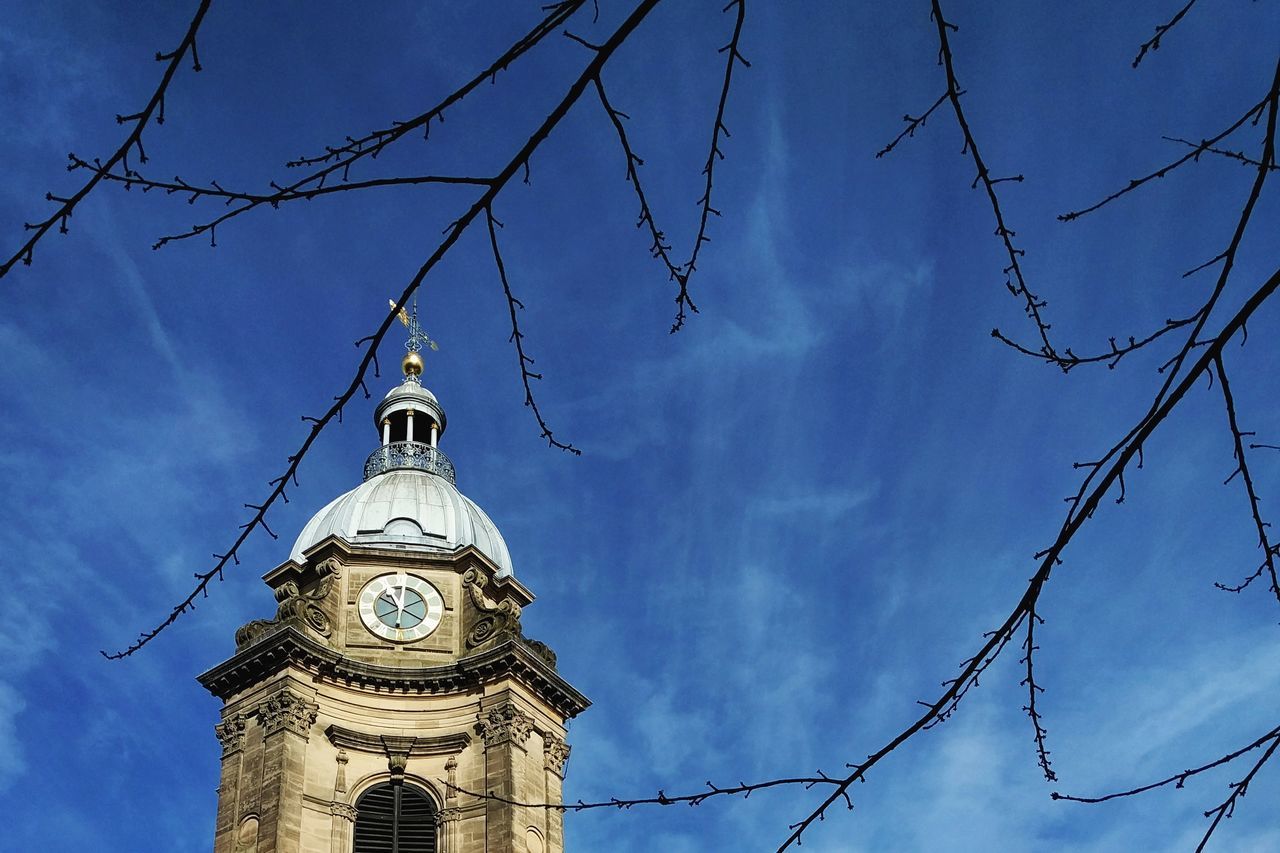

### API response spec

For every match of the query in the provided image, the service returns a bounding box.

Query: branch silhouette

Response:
[0,0,211,277]
[6,1,1276,849]
[102,0,676,658]
[1132,0,1199,69]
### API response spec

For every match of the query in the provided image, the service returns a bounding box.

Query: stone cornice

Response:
[197,626,590,719]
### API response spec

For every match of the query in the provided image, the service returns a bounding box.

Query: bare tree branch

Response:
[1163,135,1280,171]
[485,207,580,454]
[930,1,1050,361]
[673,0,749,333]
[593,77,685,302]
[1053,723,1280,804]
[149,0,588,250]
[444,774,844,812]
[875,91,949,159]
[0,0,212,277]
[1214,355,1280,602]
[1132,0,1199,69]
[1059,96,1269,223]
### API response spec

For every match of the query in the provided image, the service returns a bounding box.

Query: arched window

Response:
[352,782,438,853]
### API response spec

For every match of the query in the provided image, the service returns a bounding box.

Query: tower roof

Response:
[290,299,512,574]
[289,469,513,575]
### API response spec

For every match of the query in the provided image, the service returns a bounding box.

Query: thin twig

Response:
[875,91,948,159]
[1132,0,1199,69]
[1053,723,1280,804]
[0,0,212,277]
[150,1,587,250]
[1214,356,1279,602]
[1059,96,1269,222]
[485,207,580,454]
[673,0,749,333]
[931,0,1051,361]
[444,774,843,812]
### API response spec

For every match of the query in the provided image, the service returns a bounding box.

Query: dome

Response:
[289,469,514,576]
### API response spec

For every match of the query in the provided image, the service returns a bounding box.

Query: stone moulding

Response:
[325,725,471,757]
[197,626,590,720]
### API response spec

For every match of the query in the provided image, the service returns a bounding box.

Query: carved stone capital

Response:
[543,736,571,776]
[258,689,318,738]
[214,712,250,757]
[436,807,463,826]
[477,702,534,749]
[329,802,359,822]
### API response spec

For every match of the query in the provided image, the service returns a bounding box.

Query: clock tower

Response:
[199,314,589,853]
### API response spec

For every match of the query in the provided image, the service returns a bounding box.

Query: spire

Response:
[390,296,438,383]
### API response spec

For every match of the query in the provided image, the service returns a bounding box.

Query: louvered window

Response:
[352,782,438,853]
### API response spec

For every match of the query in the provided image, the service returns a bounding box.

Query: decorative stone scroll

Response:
[543,736,571,776]
[521,636,558,669]
[477,702,534,749]
[258,689,319,738]
[235,559,341,650]
[462,567,521,649]
[214,712,251,757]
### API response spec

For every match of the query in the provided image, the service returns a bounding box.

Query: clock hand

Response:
[392,585,407,626]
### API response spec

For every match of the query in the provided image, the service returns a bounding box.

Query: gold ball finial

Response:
[402,351,424,377]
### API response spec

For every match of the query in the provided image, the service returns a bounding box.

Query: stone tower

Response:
[199,322,589,853]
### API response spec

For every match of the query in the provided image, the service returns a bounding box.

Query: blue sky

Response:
[2,1,1280,850]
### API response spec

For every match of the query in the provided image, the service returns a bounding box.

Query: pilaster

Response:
[477,701,535,852]
[254,687,318,853]
[543,734,571,852]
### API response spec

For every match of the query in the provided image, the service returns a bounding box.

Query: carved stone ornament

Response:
[334,749,349,796]
[214,712,250,756]
[387,751,409,784]
[235,559,342,650]
[477,702,534,749]
[521,636,558,669]
[329,802,359,822]
[258,689,319,738]
[543,736,571,776]
[437,807,462,826]
[463,567,522,650]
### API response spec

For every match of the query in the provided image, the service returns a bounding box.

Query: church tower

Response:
[199,310,589,853]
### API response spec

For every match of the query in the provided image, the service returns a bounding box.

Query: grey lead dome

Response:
[288,469,514,575]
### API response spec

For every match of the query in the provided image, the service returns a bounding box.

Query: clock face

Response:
[357,573,444,643]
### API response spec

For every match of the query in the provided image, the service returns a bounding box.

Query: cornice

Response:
[197,626,590,719]
[266,537,535,605]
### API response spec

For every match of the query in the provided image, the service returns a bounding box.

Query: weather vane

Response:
[389,296,438,381]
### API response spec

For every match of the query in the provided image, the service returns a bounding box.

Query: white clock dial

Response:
[357,572,444,642]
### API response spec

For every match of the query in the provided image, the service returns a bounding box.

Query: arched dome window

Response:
[352,782,438,853]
